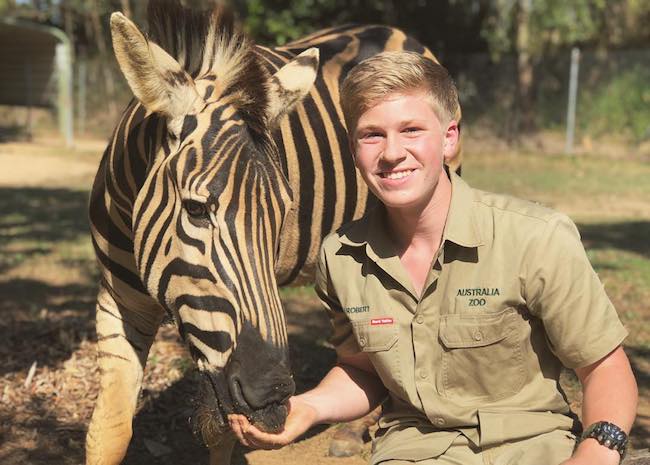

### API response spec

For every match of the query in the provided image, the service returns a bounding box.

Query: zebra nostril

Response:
[228,375,253,414]
[271,377,296,405]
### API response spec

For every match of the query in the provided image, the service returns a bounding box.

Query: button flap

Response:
[352,319,398,352]
[439,310,514,348]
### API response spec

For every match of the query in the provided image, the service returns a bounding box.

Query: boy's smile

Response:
[352,91,458,213]
[380,169,414,180]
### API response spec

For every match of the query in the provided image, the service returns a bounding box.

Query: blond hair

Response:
[340,51,459,135]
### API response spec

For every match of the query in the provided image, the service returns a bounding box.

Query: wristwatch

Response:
[578,421,628,459]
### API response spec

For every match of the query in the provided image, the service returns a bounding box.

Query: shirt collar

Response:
[443,170,483,248]
[338,206,417,298]
[338,170,482,250]
[338,205,401,265]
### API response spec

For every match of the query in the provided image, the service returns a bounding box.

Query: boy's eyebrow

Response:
[356,124,383,132]
[400,118,428,126]
[357,119,427,132]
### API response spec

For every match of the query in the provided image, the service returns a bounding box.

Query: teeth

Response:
[382,170,413,180]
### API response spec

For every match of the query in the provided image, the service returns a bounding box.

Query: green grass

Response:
[464,151,650,202]
[280,285,317,299]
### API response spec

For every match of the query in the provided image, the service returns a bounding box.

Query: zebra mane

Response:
[146,0,270,136]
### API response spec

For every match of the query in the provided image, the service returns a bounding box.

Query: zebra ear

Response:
[267,48,319,128]
[110,12,205,121]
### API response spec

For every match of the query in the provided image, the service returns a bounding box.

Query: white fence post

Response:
[55,41,74,147]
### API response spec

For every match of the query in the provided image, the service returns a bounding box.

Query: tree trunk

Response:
[87,0,117,120]
[515,0,535,134]
[119,0,131,19]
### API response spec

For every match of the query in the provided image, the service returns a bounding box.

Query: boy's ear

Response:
[442,120,460,164]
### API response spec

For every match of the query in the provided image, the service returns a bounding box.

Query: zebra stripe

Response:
[90,24,448,350]
[87,3,460,462]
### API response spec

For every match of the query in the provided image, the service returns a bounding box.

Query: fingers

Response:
[254,425,295,449]
[228,396,318,451]
[227,414,289,450]
[245,424,291,450]
[228,414,252,447]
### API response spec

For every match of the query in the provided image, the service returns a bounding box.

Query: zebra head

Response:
[109,3,319,443]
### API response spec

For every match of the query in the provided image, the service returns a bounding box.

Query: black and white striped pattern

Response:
[86,1,453,463]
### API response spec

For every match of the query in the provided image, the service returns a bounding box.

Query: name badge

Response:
[371,317,394,326]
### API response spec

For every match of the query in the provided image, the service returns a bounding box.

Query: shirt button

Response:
[435,417,445,427]
[419,370,428,379]
[416,315,424,324]
[473,330,483,341]
[359,337,366,347]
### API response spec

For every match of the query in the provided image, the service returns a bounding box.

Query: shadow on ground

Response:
[0,396,86,465]
[0,187,91,274]
[0,278,97,376]
[0,186,98,374]
[578,221,650,259]
[0,124,30,143]
[123,370,211,465]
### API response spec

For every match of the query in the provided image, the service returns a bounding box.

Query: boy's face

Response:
[351,90,458,211]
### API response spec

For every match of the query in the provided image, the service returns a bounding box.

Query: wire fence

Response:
[446,48,650,149]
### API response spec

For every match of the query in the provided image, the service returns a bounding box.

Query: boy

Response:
[229,51,637,465]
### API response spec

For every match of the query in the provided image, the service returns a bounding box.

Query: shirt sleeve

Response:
[524,213,628,369]
[315,238,361,358]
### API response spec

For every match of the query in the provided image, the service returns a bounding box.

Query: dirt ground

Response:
[0,139,648,464]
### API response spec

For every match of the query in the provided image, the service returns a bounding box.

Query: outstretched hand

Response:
[228,396,319,450]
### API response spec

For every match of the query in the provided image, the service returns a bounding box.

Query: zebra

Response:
[86,1,462,464]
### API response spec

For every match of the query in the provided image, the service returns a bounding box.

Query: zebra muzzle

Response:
[192,370,232,446]
[227,370,254,416]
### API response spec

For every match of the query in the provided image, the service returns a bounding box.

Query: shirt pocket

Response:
[438,308,524,401]
[352,319,401,392]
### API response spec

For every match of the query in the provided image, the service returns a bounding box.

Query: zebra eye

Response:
[183,199,208,218]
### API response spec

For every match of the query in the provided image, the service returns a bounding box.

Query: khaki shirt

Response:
[315,171,628,463]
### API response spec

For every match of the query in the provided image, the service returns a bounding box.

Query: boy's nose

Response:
[381,134,407,163]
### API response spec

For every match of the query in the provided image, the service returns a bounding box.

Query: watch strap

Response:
[579,421,628,459]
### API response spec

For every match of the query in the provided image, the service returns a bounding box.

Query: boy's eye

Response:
[361,132,382,139]
[403,127,421,133]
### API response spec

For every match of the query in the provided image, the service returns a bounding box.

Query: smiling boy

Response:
[229,51,637,465]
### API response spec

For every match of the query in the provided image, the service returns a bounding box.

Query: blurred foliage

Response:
[481,0,607,61]
[2,0,648,55]
[580,65,650,142]
[230,0,650,55]
[2,0,648,143]
[231,0,486,54]
[234,0,346,46]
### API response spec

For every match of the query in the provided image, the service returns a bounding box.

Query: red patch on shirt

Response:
[370,317,394,326]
